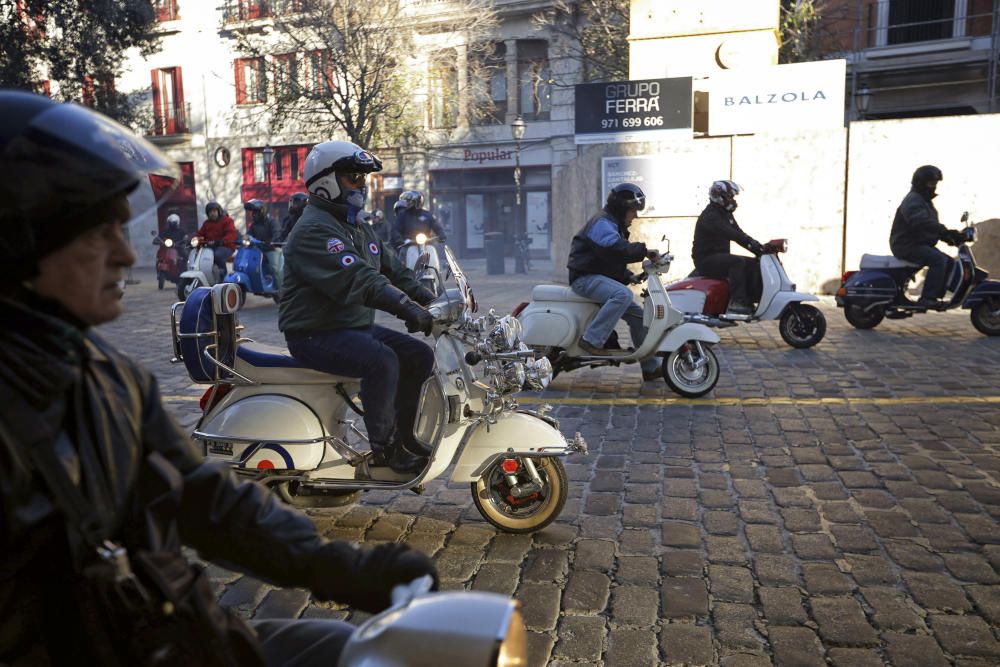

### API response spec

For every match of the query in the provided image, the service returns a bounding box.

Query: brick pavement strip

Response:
[101,270,1000,664]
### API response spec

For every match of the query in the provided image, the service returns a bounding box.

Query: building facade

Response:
[116,0,584,267]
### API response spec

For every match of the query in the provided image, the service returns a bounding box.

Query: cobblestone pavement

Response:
[100,261,1000,666]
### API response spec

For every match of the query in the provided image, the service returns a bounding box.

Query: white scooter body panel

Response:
[180,246,217,286]
[519,299,597,349]
[657,322,721,353]
[450,411,569,482]
[664,289,706,315]
[759,291,819,320]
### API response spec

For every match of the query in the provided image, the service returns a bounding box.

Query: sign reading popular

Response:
[575,77,693,145]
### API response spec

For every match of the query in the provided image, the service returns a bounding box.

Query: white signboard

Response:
[706,59,846,136]
[602,154,723,218]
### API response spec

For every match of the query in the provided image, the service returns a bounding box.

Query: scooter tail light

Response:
[511,302,529,318]
[841,270,856,284]
[199,383,233,411]
[501,458,520,473]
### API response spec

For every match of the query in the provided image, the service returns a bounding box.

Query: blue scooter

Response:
[224,235,281,304]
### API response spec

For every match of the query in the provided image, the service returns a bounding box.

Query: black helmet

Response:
[0,91,178,280]
[911,165,943,187]
[244,199,265,214]
[289,192,308,207]
[605,183,646,219]
[205,201,223,217]
[709,180,741,212]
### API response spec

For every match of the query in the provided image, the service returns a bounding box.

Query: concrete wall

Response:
[551,113,1000,292]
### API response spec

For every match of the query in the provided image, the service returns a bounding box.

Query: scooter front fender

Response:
[224,272,252,288]
[963,279,1000,308]
[656,322,720,354]
[760,291,819,321]
[450,411,580,483]
[179,270,210,285]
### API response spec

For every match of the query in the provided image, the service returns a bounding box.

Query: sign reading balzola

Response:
[706,60,846,136]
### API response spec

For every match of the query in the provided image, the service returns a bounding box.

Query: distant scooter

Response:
[224,235,281,304]
[837,212,1000,335]
[177,235,223,301]
[151,231,183,291]
[666,238,827,348]
[514,249,723,397]
[401,232,444,296]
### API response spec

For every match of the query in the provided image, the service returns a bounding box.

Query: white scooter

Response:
[339,576,527,666]
[514,250,723,398]
[176,235,223,301]
[402,233,444,296]
[666,238,826,348]
[170,248,586,533]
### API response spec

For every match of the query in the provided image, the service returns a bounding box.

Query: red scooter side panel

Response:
[666,278,730,315]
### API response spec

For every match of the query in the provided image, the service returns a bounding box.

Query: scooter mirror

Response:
[660,236,671,253]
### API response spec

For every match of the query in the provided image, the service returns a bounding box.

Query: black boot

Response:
[370,442,426,475]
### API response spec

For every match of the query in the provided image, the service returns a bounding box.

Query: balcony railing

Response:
[859,0,994,49]
[222,0,304,23]
[150,103,191,136]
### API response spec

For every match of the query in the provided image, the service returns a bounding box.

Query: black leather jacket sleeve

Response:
[699,206,756,251]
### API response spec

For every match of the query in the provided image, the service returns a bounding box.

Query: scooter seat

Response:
[532,284,600,304]
[859,254,922,269]
[236,342,359,384]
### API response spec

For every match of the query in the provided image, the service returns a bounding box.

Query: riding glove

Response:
[412,285,437,306]
[747,239,765,257]
[373,284,434,336]
[945,229,966,246]
[309,541,439,613]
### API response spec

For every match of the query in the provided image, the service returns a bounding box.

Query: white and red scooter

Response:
[666,239,826,348]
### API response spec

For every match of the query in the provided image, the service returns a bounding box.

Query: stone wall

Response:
[550,114,1000,292]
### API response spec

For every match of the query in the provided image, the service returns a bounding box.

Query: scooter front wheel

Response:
[471,456,567,534]
[274,481,360,508]
[971,298,1000,336]
[779,304,827,348]
[176,277,199,301]
[663,343,720,398]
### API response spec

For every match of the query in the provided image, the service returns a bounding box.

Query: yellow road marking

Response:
[162,394,1000,408]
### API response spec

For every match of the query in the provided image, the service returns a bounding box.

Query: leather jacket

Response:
[0,292,357,665]
[692,203,758,264]
[889,188,948,256]
[567,210,647,285]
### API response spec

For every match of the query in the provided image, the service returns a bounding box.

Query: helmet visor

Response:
[3,102,179,225]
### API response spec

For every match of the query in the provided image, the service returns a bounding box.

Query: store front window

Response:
[429,167,551,259]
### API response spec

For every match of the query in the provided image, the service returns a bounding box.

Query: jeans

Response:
[894,245,952,300]
[570,274,659,373]
[285,325,435,449]
[254,618,353,666]
[212,246,233,275]
[695,253,761,305]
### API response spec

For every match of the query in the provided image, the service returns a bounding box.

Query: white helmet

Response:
[303,140,382,203]
[356,210,373,224]
[166,213,181,227]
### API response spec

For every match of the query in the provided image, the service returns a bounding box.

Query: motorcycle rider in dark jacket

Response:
[246,198,284,288]
[279,191,309,242]
[692,180,765,314]
[157,213,187,246]
[391,191,447,250]
[889,165,967,308]
[566,183,662,380]
[0,92,437,666]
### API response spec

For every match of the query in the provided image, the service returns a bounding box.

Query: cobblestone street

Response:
[99,261,1000,666]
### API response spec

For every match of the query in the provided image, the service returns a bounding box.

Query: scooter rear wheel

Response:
[663,343,719,398]
[274,481,360,508]
[471,457,567,534]
[157,272,165,290]
[844,303,884,329]
[971,299,1000,336]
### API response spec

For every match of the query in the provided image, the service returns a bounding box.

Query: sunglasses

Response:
[339,172,367,187]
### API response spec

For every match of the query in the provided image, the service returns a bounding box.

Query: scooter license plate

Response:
[207,441,233,457]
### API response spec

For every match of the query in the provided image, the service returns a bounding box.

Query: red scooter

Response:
[152,230,184,290]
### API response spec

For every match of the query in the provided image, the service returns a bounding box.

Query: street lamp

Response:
[511,115,527,273]
[262,144,275,219]
[855,84,872,120]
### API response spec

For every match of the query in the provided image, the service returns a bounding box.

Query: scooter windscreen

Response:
[1,100,180,227]
[444,245,477,313]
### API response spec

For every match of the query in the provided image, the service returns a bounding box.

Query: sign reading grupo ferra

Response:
[706,59,847,136]
[575,76,693,145]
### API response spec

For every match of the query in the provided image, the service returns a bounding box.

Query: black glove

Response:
[945,229,966,246]
[628,272,645,285]
[310,541,439,613]
[210,240,221,249]
[747,239,765,257]
[646,249,660,261]
[373,284,434,335]
[411,285,437,306]
[438,235,447,243]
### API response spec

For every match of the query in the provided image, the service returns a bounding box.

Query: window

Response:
[429,52,459,129]
[235,57,266,105]
[517,40,550,120]
[473,42,507,125]
[303,50,333,95]
[274,52,298,99]
[888,0,954,43]
[153,0,179,21]
[151,67,187,134]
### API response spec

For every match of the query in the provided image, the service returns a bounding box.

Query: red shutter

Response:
[235,59,247,105]
[174,67,186,132]
[151,69,163,133]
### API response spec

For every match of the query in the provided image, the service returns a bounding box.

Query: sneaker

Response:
[577,337,611,356]
[917,297,948,311]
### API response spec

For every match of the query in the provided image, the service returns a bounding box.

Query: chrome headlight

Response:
[164,238,174,247]
[524,355,553,391]
[190,236,200,247]
[415,232,428,244]
[488,316,522,352]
